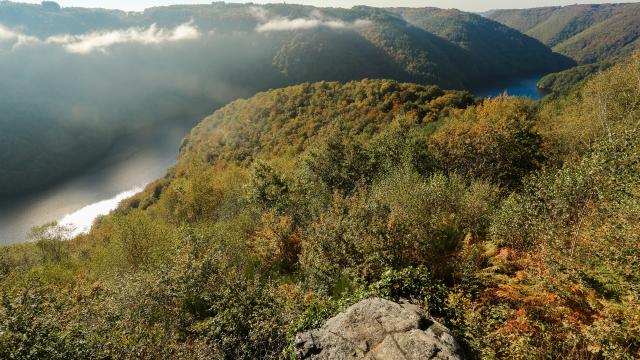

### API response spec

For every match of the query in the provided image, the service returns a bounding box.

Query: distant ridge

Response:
[0,1,574,195]
[486,3,640,63]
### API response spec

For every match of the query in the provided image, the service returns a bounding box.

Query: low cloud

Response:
[0,22,200,54]
[48,22,201,54]
[0,25,39,49]
[249,7,371,33]
[248,6,269,22]
[257,18,371,32]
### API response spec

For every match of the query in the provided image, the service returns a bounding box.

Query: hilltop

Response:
[1,52,639,358]
[0,1,572,196]
[486,3,640,63]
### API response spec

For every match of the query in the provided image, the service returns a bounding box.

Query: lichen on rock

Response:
[294,297,465,360]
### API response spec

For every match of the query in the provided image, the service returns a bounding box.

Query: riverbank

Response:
[0,119,198,244]
[472,75,547,99]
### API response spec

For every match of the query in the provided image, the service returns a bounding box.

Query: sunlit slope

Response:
[176,80,472,173]
[1,55,639,358]
[0,2,575,196]
[389,7,573,81]
[487,3,640,63]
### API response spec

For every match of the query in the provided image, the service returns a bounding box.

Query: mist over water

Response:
[0,3,562,244]
[0,119,196,244]
[0,74,551,244]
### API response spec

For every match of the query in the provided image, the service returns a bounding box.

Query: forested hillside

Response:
[0,1,572,196]
[389,7,570,84]
[486,3,640,63]
[537,62,612,94]
[486,3,640,94]
[1,51,638,359]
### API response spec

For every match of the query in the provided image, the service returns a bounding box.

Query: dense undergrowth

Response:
[1,55,639,359]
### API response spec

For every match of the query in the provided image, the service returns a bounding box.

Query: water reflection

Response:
[473,76,546,100]
[0,119,196,244]
[58,185,145,238]
[0,75,551,245]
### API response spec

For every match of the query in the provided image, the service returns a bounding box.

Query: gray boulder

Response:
[294,297,464,360]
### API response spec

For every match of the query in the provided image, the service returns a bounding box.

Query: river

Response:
[0,75,546,245]
[473,75,546,100]
[0,119,198,244]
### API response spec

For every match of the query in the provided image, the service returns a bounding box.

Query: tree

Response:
[303,131,374,196]
[41,1,61,11]
[429,95,543,188]
[247,160,290,214]
[29,222,70,263]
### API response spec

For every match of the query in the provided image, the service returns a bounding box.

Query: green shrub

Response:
[301,169,500,288]
[368,267,448,317]
[429,96,543,189]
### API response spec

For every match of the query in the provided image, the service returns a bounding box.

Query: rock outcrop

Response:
[294,297,464,360]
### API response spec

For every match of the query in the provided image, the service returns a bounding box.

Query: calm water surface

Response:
[473,76,546,100]
[0,75,547,245]
[0,120,196,244]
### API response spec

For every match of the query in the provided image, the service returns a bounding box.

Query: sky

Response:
[15,0,637,12]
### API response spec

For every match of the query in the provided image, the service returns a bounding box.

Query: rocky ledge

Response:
[294,297,464,360]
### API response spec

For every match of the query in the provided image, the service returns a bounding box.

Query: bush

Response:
[29,223,71,264]
[158,166,248,224]
[302,131,375,196]
[96,212,179,272]
[301,169,500,289]
[429,95,543,189]
[247,160,291,214]
[250,212,302,273]
[368,267,448,317]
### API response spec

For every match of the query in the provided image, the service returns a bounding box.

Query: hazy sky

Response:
[18,1,637,12]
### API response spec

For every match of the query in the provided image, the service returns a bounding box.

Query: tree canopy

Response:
[2,52,640,359]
